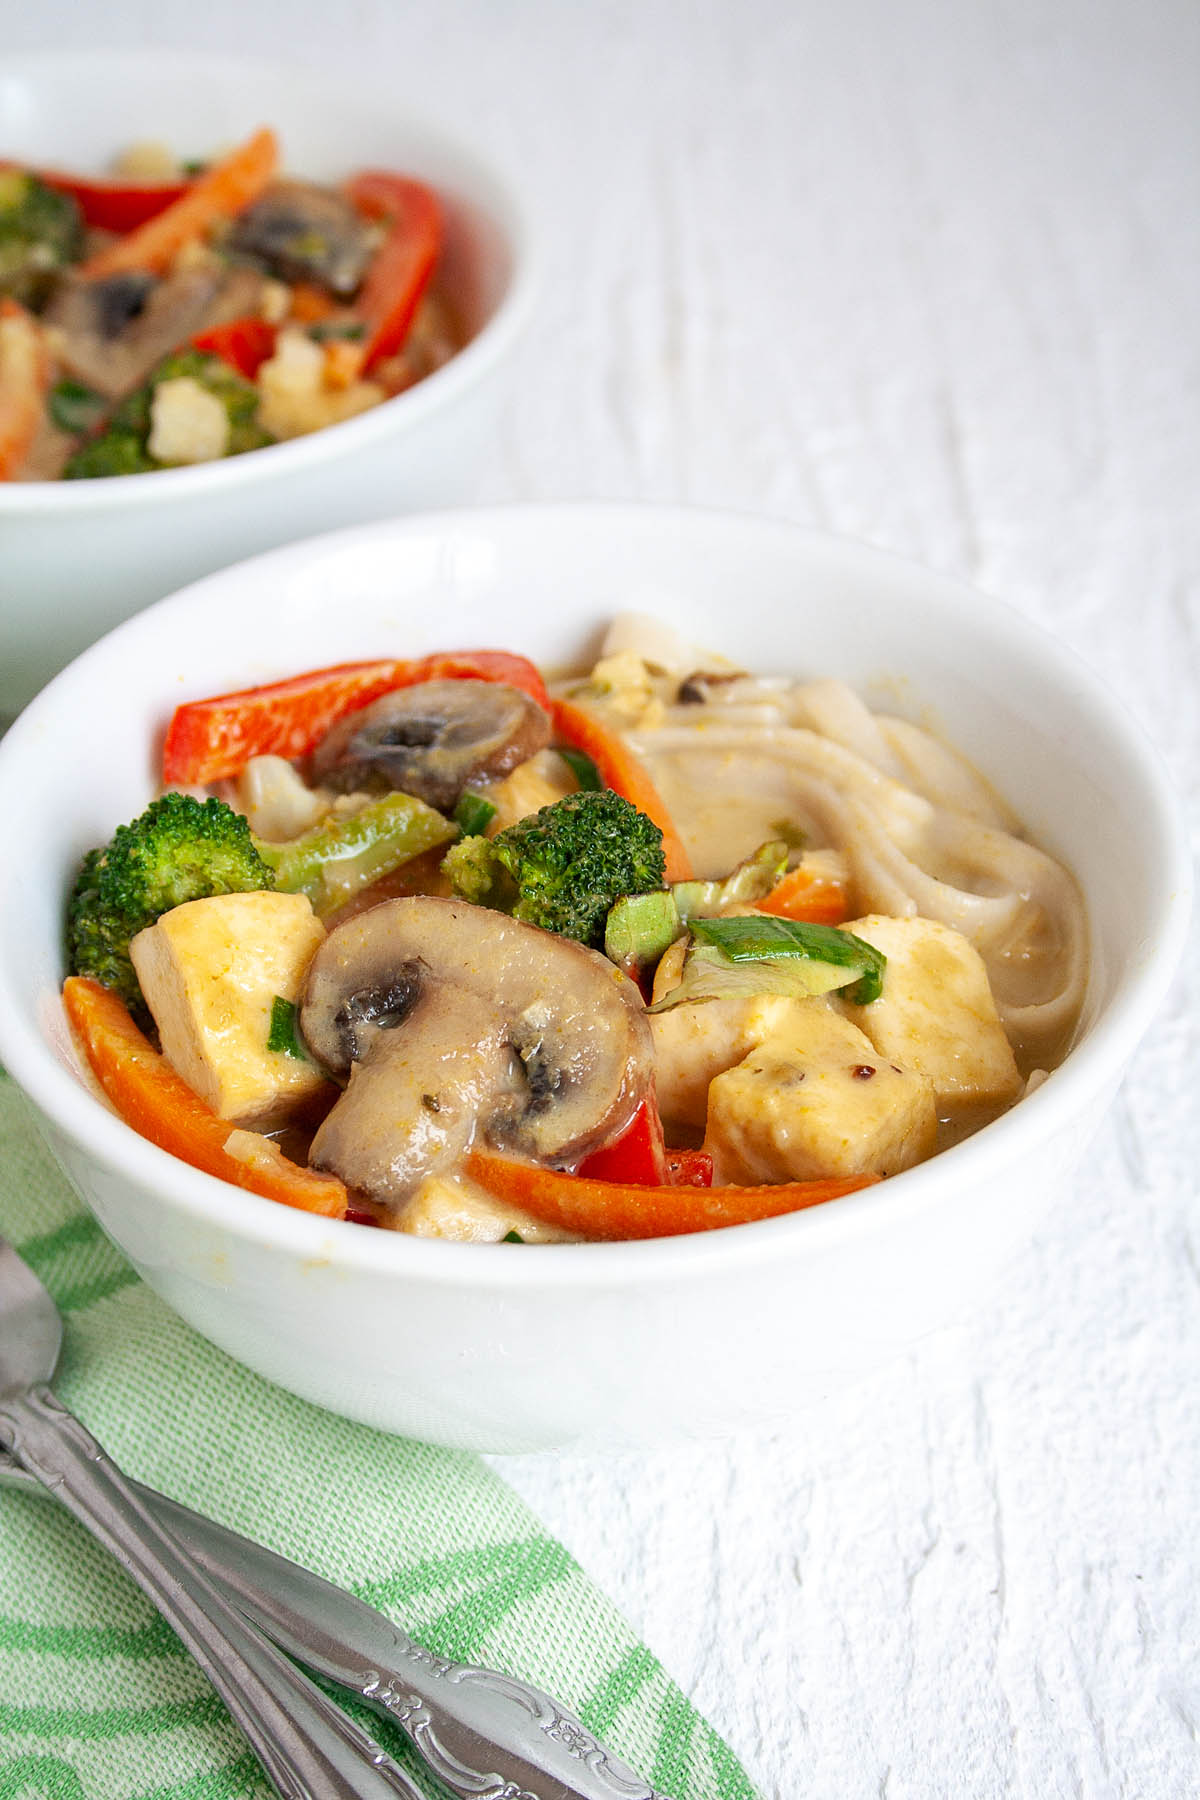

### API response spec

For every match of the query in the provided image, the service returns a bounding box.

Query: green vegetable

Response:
[555,746,602,791]
[453,791,498,836]
[501,1229,525,1244]
[443,788,666,947]
[671,841,789,921]
[604,889,682,978]
[256,791,457,915]
[689,915,886,1005]
[769,819,808,852]
[266,996,308,1060]
[62,426,156,480]
[0,169,83,306]
[64,349,274,479]
[67,793,276,1018]
[48,378,107,436]
[307,320,367,342]
[604,841,797,980]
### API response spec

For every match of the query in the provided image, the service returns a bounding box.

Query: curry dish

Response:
[61,615,1088,1242]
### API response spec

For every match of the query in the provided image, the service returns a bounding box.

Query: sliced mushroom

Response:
[300,897,651,1206]
[310,680,552,812]
[44,266,223,398]
[225,180,374,298]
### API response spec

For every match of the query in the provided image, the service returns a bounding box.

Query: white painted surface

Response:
[4,2,1196,1793]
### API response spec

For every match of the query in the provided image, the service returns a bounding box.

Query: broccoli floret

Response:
[0,169,83,307]
[64,349,274,479]
[67,793,276,1015]
[443,789,666,947]
[442,832,511,907]
[63,426,156,480]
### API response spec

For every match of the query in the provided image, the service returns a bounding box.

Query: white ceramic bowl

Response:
[0,51,537,718]
[0,506,1189,1452]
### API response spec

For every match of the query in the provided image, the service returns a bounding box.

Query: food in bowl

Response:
[61,612,1088,1244]
[0,128,460,480]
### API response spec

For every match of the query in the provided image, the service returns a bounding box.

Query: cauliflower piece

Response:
[838,915,1022,1116]
[147,376,230,465]
[259,279,292,325]
[111,140,182,181]
[256,327,385,440]
[704,1000,938,1184]
[392,1172,579,1243]
[583,649,667,728]
[234,755,331,843]
[129,891,328,1127]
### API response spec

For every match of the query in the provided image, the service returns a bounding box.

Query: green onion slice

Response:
[556,746,603,791]
[49,377,106,435]
[689,915,885,1004]
[266,996,309,1059]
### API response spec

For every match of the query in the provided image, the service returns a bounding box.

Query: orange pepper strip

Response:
[757,865,849,926]
[549,697,692,882]
[62,977,347,1219]
[0,298,49,480]
[465,1147,878,1240]
[79,127,279,279]
[161,650,552,786]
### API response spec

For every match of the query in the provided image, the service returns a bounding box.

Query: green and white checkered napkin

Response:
[0,1075,758,1800]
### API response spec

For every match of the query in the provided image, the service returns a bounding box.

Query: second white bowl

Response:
[0,51,537,717]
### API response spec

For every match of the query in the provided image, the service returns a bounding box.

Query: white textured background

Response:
[6,2,1198,1795]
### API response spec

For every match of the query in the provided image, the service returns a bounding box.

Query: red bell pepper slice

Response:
[665,1149,714,1189]
[192,316,278,379]
[550,697,693,882]
[161,650,551,786]
[576,1095,668,1185]
[466,1146,879,1240]
[33,166,190,232]
[346,172,443,372]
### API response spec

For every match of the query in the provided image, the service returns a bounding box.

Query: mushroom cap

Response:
[300,896,652,1204]
[225,179,375,298]
[310,679,552,812]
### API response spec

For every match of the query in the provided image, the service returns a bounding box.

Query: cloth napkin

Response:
[0,1074,758,1800]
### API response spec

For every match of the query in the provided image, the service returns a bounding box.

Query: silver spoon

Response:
[0,1238,676,1800]
[0,1231,435,1800]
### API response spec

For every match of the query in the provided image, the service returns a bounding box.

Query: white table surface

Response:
[7,3,1198,1795]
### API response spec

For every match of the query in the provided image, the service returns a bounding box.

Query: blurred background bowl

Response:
[0,504,1188,1452]
[0,50,537,719]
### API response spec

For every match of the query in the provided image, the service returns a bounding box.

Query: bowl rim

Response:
[0,47,540,514]
[0,501,1191,1286]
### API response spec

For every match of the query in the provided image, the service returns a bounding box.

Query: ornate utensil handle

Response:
[0,1383,424,1800]
[358,1648,676,1800]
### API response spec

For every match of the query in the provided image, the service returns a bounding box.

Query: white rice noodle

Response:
[632,697,1088,1068]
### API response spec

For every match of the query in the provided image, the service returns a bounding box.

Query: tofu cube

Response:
[393,1173,579,1243]
[704,1001,937,1183]
[838,915,1021,1116]
[130,891,328,1127]
[650,984,813,1131]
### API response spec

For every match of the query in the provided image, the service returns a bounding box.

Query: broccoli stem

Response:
[255,793,457,915]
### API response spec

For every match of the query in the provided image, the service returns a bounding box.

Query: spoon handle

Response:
[0,1383,425,1800]
[125,1478,675,1800]
[0,1445,673,1800]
